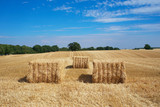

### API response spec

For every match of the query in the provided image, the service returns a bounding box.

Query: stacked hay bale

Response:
[26,59,65,83]
[92,60,127,84]
[73,56,89,68]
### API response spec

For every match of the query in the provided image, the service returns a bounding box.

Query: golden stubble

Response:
[0,50,160,106]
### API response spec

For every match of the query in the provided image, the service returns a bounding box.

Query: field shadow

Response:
[66,65,73,69]
[18,76,27,83]
[78,74,92,83]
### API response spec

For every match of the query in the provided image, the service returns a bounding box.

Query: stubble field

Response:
[0,49,160,106]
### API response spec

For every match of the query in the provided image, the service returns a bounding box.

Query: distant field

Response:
[0,50,160,106]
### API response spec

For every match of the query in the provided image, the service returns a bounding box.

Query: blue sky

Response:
[0,0,160,49]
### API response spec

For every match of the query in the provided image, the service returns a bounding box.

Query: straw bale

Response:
[92,60,127,84]
[26,59,65,83]
[73,56,89,68]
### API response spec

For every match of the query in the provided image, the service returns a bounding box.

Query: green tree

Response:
[96,47,104,50]
[133,48,140,50]
[9,45,15,54]
[51,45,59,52]
[144,44,152,50]
[42,45,52,52]
[4,45,11,55]
[14,45,22,54]
[21,45,34,54]
[105,46,113,50]
[81,48,87,50]
[113,47,120,50]
[33,45,42,53]
[59,47,69,51]
[0,45,5,55]
[87,47,95,50]
[68,42,81,51]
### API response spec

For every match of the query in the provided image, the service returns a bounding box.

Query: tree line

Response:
[0,44,59,55]
[0,42,153,55]
[0,42,120,55]
[134,44,153,50]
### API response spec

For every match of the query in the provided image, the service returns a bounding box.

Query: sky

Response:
[0,0,160,49]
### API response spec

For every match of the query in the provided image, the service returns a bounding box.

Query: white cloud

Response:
[75,0,89,3]
[96,0,117,8]
[32,26,90,32]
[84,9,142,23]
[37,0,160,24]
[32,25,53,28]
[84,10,115,18]
[108,26,129,31]
[32,8,36,11]
[63,27,89,30]
[98,23,160,32]
[44,0,160,24]
[22,2,29,4]
[75,10,80,14]
[41,40,51,44]
[135,23,160,31]
[117,0,160,6]
[33,29,66,32]
[82,0,160,23]
[53,5,72,11]
[75,0,96,3]
[130,5,160,14]
[47,0,53,2]
[83,9,134,22]
[84,9,130,21]
[94,18,140,23]
[0,36,8,38]
[85,4,160,19]
[0,36,14,38]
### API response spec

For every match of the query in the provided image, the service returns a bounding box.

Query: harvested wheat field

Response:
[0,50,160,106]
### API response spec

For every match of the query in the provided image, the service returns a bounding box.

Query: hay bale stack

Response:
[73,56,89,68]
[26,59,65,83]
[92,60,127,84]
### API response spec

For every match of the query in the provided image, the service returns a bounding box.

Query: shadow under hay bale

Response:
[18,76,27,83]
[65,65,73,69]
[78,74,92,83]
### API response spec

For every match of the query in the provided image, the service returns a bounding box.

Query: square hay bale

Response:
[26,59,65,83]
[73,56,89,68]
[92,60,127,84]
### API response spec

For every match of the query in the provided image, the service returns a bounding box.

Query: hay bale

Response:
[119,62,127,83]
[107,63,112,84]
[92,61,98,83]
[103,62,107,83]
[26,59,65,83]
[92,60,127,84]
[73,56,89,68]
[98,62,103,83]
